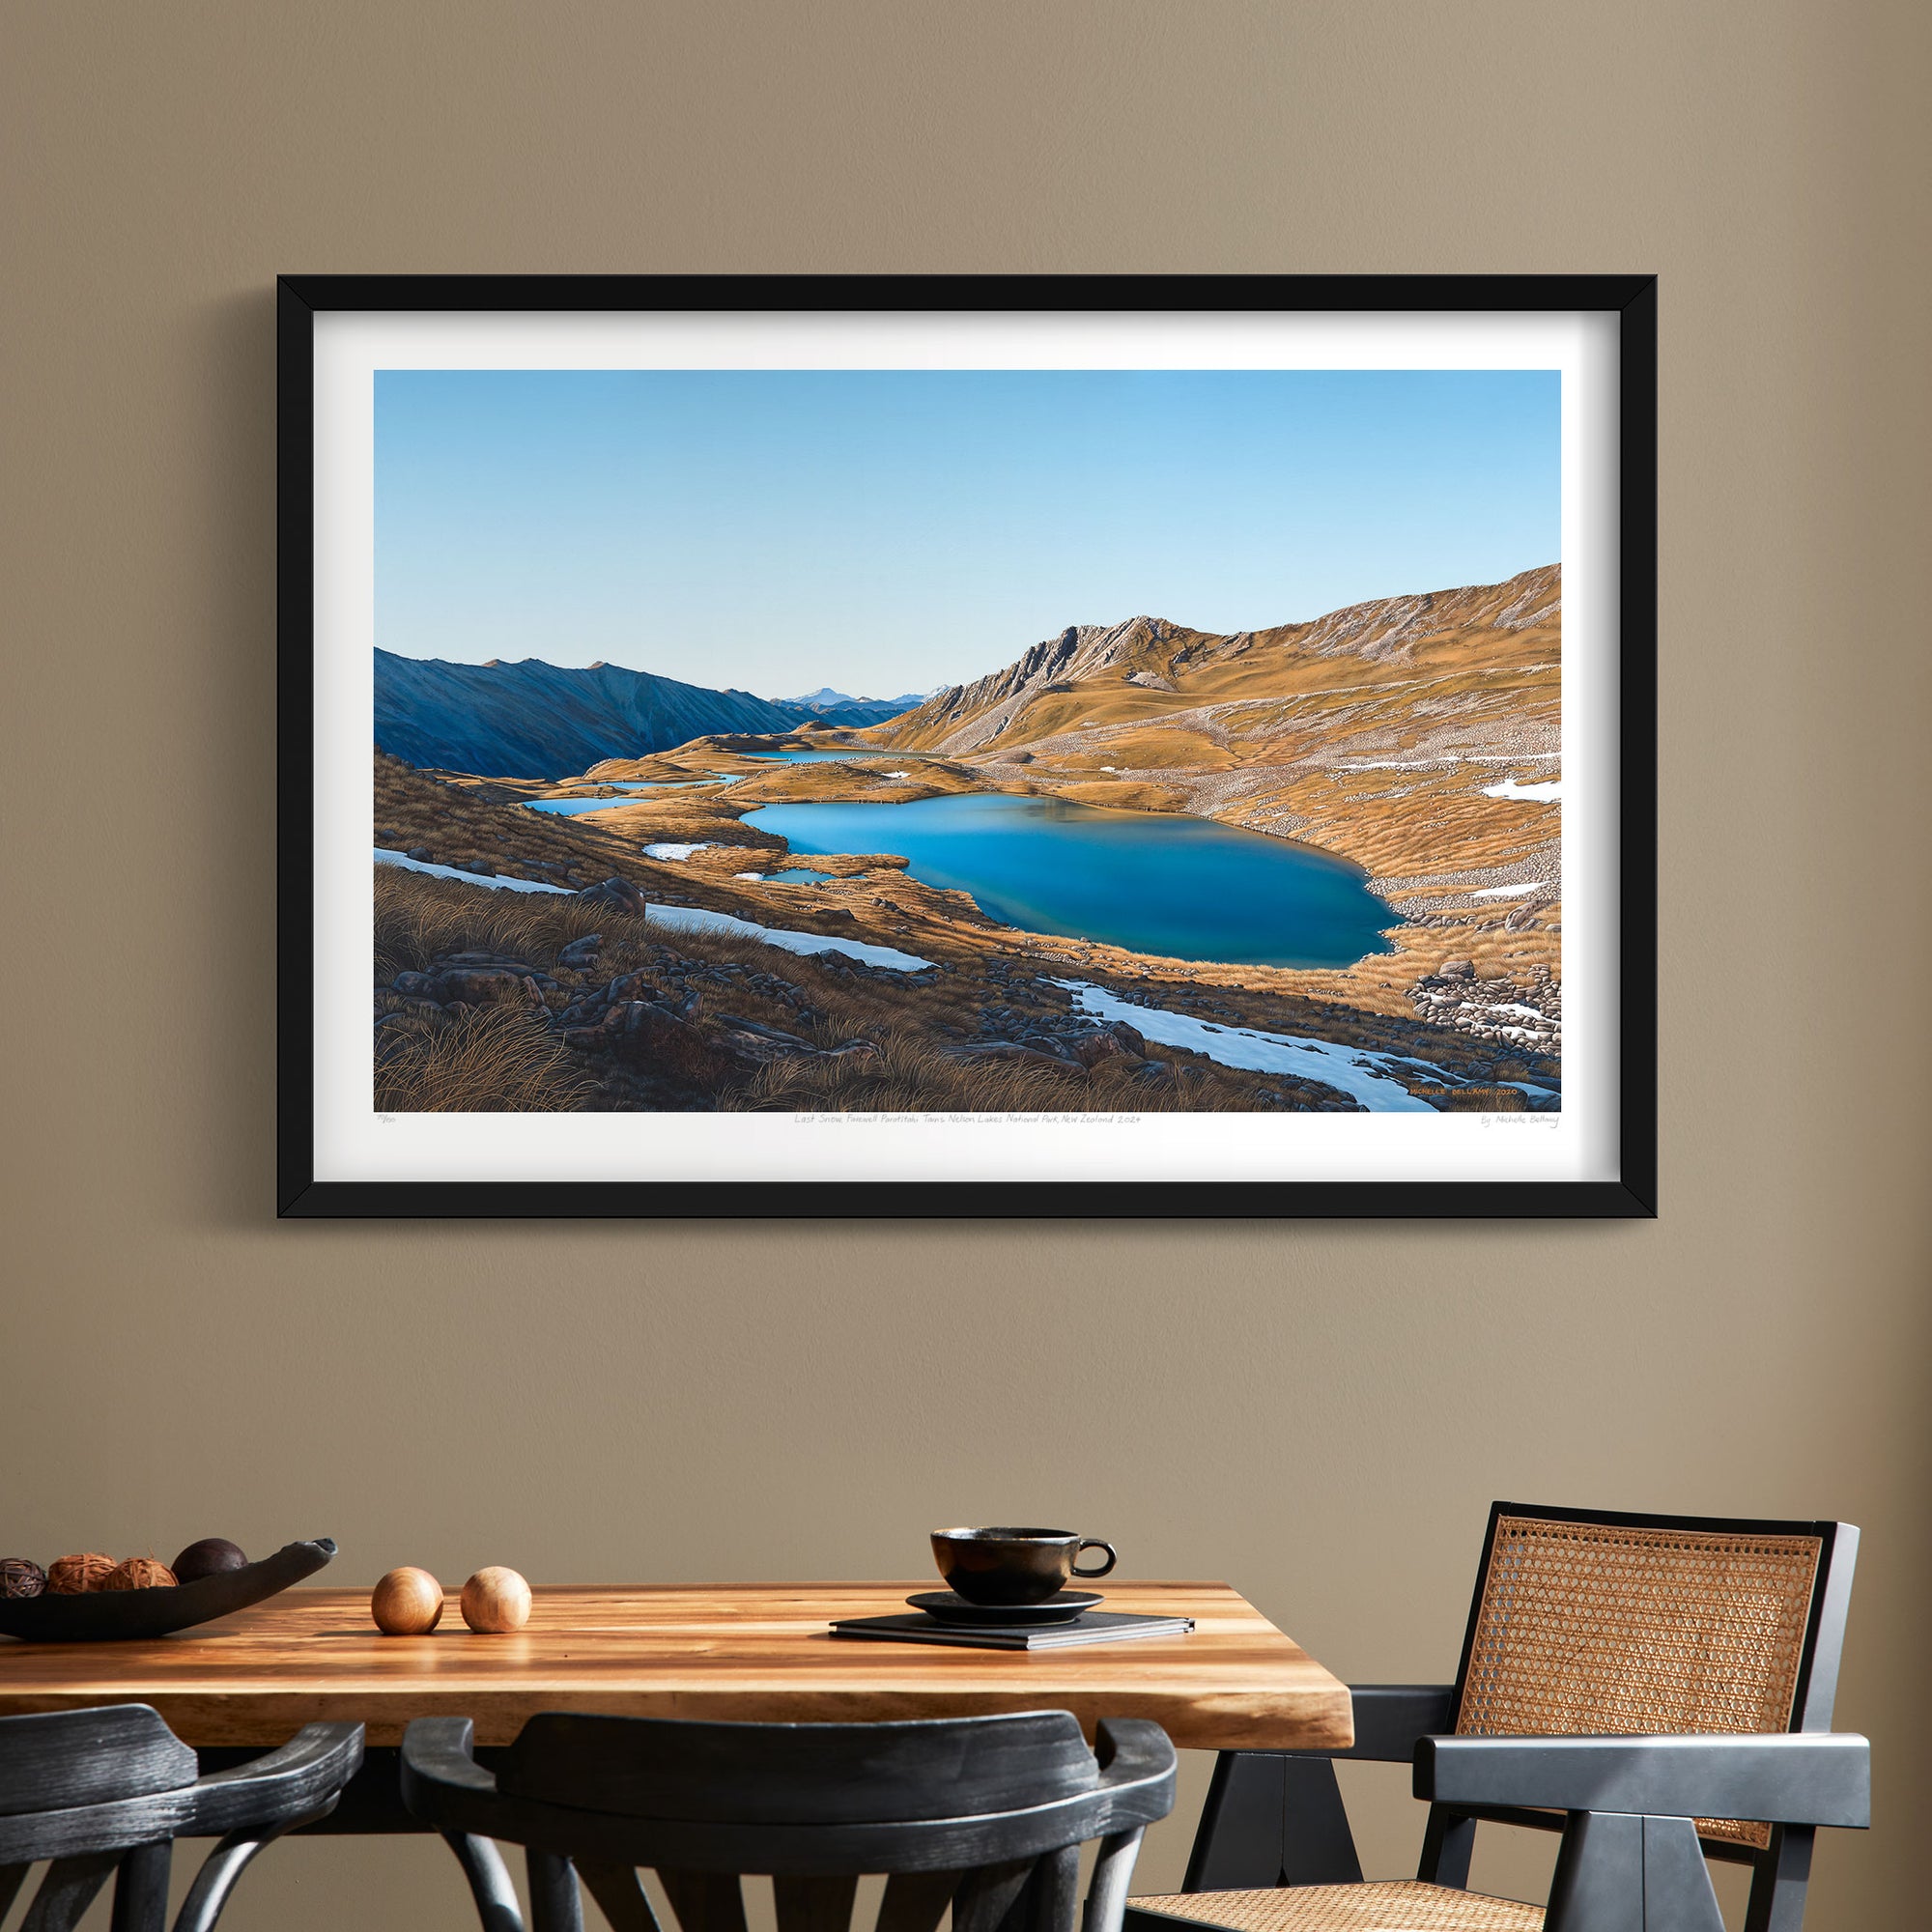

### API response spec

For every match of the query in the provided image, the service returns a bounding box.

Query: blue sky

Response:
[376,368,1558,698]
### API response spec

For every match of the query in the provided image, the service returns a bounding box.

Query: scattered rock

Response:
[432,968,546,1008]
[577,876,651,916]
[1068,1028,1133,1068]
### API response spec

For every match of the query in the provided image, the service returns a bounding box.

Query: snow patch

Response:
[880,771,910,780]
[1482,776,1563,802]
[1055,980,1438,1114]
[732,872,765,881]
[375,849,570,895]
[1470,882,1548,899]
[643,842,714,860]
[644,904,931,971]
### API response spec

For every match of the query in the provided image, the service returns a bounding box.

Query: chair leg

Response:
[441,1832,528,1932]
[20,1854,121,1932]
[1544,1812,1725,1932]
[1417,1807,1476,1889]
[111,1841,173,1932]
[1083,1831,1147,1932]
[528,1848,583,1932]
[1743,1828,1814,1932]
[172,1808,334,1932]
[0,1865,31,1920]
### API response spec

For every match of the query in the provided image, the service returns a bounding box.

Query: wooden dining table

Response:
[0,1579,1351,1855]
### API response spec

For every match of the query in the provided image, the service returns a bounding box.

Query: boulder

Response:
[1438,957,1476,980]
[429,968,548,1008]
[556,934,603,969]
[1068,1029,1130,1068]
[405,846,433,863]
[581,1000,736,1082]
[1021,1035,1076,1061]
[577,876,651,916]
[390,970,437,998]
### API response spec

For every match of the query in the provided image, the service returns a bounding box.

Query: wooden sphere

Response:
[46,1552,116,1594]
[371,1566,443,1635]
[461,1566,531,1634]
[104,1557,178,1591]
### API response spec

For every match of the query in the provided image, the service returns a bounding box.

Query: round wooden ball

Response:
[371,1567,443,1635]
[104,1557,177,1591]
[47,1552,116,1595]
[460,1567,531,1634]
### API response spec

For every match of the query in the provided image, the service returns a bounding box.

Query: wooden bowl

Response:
[0,1539,336,1643]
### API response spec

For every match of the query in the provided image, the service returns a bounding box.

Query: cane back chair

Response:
[403,1707,1178,1932]
[1128,1502,1866,1932]
[0,1703,363,1932]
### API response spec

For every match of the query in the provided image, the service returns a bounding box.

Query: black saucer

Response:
[906,1590,1103,1627]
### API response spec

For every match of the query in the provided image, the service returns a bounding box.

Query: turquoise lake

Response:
[743,792,1398,968]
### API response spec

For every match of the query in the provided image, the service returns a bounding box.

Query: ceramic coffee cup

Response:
[930,1526,1120,1606]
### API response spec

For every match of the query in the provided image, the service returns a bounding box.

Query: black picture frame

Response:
[279,273,1657,1220]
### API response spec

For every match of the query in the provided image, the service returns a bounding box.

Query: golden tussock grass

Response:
[721,1031,1235,1114]
[371,867,1330,1113]
[375,1006,595,1113]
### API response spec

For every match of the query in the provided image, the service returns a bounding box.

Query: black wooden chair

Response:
[1127,1503,1867,1932]
[0,1702,363,1932]
[402,1708,1178,1932]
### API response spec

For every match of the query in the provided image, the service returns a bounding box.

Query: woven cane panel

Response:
[1134,1883,1543,1932]
[1457,1516,1823,1848]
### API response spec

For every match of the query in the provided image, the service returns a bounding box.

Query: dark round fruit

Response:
[0,1558,46,1600]
[171,1538,248,1584]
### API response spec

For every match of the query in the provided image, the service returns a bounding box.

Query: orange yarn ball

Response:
[47,1552,116,1594]
[103,1558,178,1591]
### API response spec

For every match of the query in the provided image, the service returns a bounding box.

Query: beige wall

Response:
[4,4,1927,1927]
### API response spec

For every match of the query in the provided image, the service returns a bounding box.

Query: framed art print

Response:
[278,274,1656,1217]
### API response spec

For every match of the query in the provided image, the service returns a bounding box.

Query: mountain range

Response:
[781,686,930,724]
[374,654,920,778]
[870,566,1561,757]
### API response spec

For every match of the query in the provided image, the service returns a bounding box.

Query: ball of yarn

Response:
[371,1567,443,1635]
[104,1557,178,1591]
[460,1566,532,1634]
[47,1552,116,1594]
[0,1559,46,1599]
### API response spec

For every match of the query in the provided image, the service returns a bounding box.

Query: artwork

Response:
[280,276,1655,1215]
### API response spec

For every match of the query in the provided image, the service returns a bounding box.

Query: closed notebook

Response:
[829,1610,1195,1651]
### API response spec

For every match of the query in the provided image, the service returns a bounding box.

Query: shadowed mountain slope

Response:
[375,652,842,778]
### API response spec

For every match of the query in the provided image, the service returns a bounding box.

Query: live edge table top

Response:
[0,1581,1352,1752]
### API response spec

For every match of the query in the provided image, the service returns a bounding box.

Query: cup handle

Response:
[1071,1539,1118,1578]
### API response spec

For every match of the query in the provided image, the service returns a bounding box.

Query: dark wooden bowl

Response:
[0,1538,335,1642]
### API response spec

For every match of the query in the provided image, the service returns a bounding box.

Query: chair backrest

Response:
[469,1710,1166,1932]
[500,1709,1099,1824]
[0,1704,197,1818]
[1450,1503,1857,1851]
